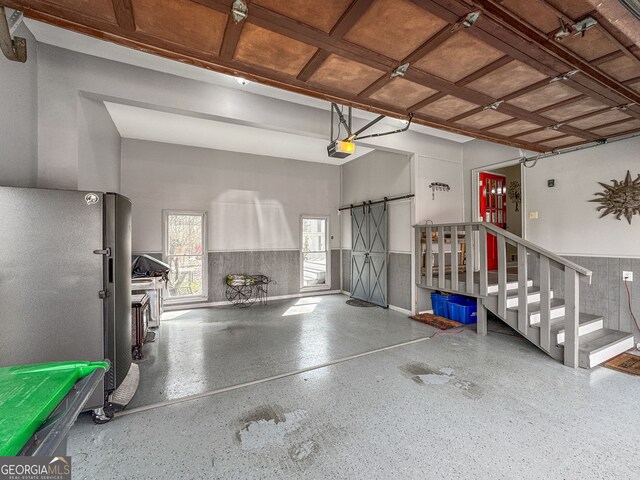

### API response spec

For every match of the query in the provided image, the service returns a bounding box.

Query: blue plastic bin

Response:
[431,292,462,318]
[447,297,478,324]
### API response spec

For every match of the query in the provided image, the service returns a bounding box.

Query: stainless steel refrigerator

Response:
[0,186,133,413]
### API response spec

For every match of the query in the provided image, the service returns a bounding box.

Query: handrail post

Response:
[497,235,507,317]
[451,226,459,291]
[564,268,580,368]
[517,244,529,335]
[478,224,488,296]
[465,225,474,294]
[539,256,551,352]
[437,226,445,289]
[425,227,433,287]
[415,227,423,286]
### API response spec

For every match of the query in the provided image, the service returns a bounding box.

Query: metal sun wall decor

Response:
[589,170,640,224]
[508,181,521,212]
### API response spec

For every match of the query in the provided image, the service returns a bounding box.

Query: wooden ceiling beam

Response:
[296,50,331,82]
[7,2,549,152]
[533,94,587,114]
[299,0,377,80]
[466,0,640,106]
[455,55,511,86]
[359,24,461,99]
[219,13,245,60]
[408,92,447,113]
[590,11,640,68]
[111,0,135,31]
[501,79,552,102]
[330,0,376,39]
[412,112,546,151]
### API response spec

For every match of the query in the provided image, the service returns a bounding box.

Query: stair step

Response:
[552,314,604,345]
[487,279,532,294]
[509,298,565,324]
[528,313,604,345]
[504,287,554,308]
[578,329,635,369]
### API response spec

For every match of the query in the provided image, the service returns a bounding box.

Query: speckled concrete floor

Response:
[69,298,640,479]
[129,294,437,407]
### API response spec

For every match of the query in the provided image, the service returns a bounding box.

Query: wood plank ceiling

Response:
[3,0,640,152]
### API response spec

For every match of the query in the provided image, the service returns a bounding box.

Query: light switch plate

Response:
[529,211,538,219]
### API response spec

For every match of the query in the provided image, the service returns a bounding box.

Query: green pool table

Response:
[0,361,108,456]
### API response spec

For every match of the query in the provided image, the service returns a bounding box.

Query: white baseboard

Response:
[340,290,350,296]
[418,310,434,314]
[163,290,342,311]
[389,304,412,315]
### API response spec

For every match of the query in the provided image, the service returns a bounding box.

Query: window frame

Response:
[299,214,331,292]
[162,209,208,304]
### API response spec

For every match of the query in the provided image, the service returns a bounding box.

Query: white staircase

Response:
[414,222,634,369]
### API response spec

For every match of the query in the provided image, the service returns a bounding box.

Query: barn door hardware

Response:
[0,7,26,63]
[339,193,415,212]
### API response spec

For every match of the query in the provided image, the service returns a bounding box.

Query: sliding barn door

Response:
[351,206,368,302]
[350,203,388,307]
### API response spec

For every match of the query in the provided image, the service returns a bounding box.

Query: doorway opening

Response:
[478,164,523,267]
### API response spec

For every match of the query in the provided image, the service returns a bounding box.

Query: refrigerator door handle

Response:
[93,248,112,256]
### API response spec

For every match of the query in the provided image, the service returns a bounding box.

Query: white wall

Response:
[462,136,640,257]
[77,96,121,192]
[341,150,412,253]
[414,155,464,225]
[34,43,466,191]
[462,139,525,223]
[524,137,640,257]
[121,139,341,253]
[0,24,38,187]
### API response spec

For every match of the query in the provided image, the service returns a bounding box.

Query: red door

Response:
[479,172,507,270]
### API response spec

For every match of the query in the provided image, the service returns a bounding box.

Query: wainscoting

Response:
[340,249,412,311]
[530,256,640,342]
[138,249,341,304]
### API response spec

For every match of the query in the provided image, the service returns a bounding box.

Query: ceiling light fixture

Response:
[390,63,410,78]
[572,16,598,36]
[483,100,504,111]
[550,70,579,83]
[612,102,636,111]
[234,77,249,86]
[546,123,564,130]
[462,11,481,28]
[231,0,248,23]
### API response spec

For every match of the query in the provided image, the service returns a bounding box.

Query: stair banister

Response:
[414,221,593,368]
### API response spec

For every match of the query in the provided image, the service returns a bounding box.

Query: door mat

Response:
[346,299,377,307]
[604,352,640,376]
[409,313,462,330]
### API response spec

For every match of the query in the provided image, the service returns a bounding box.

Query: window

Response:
[301,216,330,290]
[163,211,207,302]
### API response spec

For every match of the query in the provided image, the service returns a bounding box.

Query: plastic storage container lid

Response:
[0,361,108,456]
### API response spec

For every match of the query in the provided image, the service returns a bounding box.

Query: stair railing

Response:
[414,222,592,368]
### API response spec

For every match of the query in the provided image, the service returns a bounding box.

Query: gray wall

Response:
[341,150,414,311]
[0,24,38,187]
[77,96,121,193]
[529,255,640,342]
[138,249,341,303]
[121,139,341,253]
[340,249,412,311]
